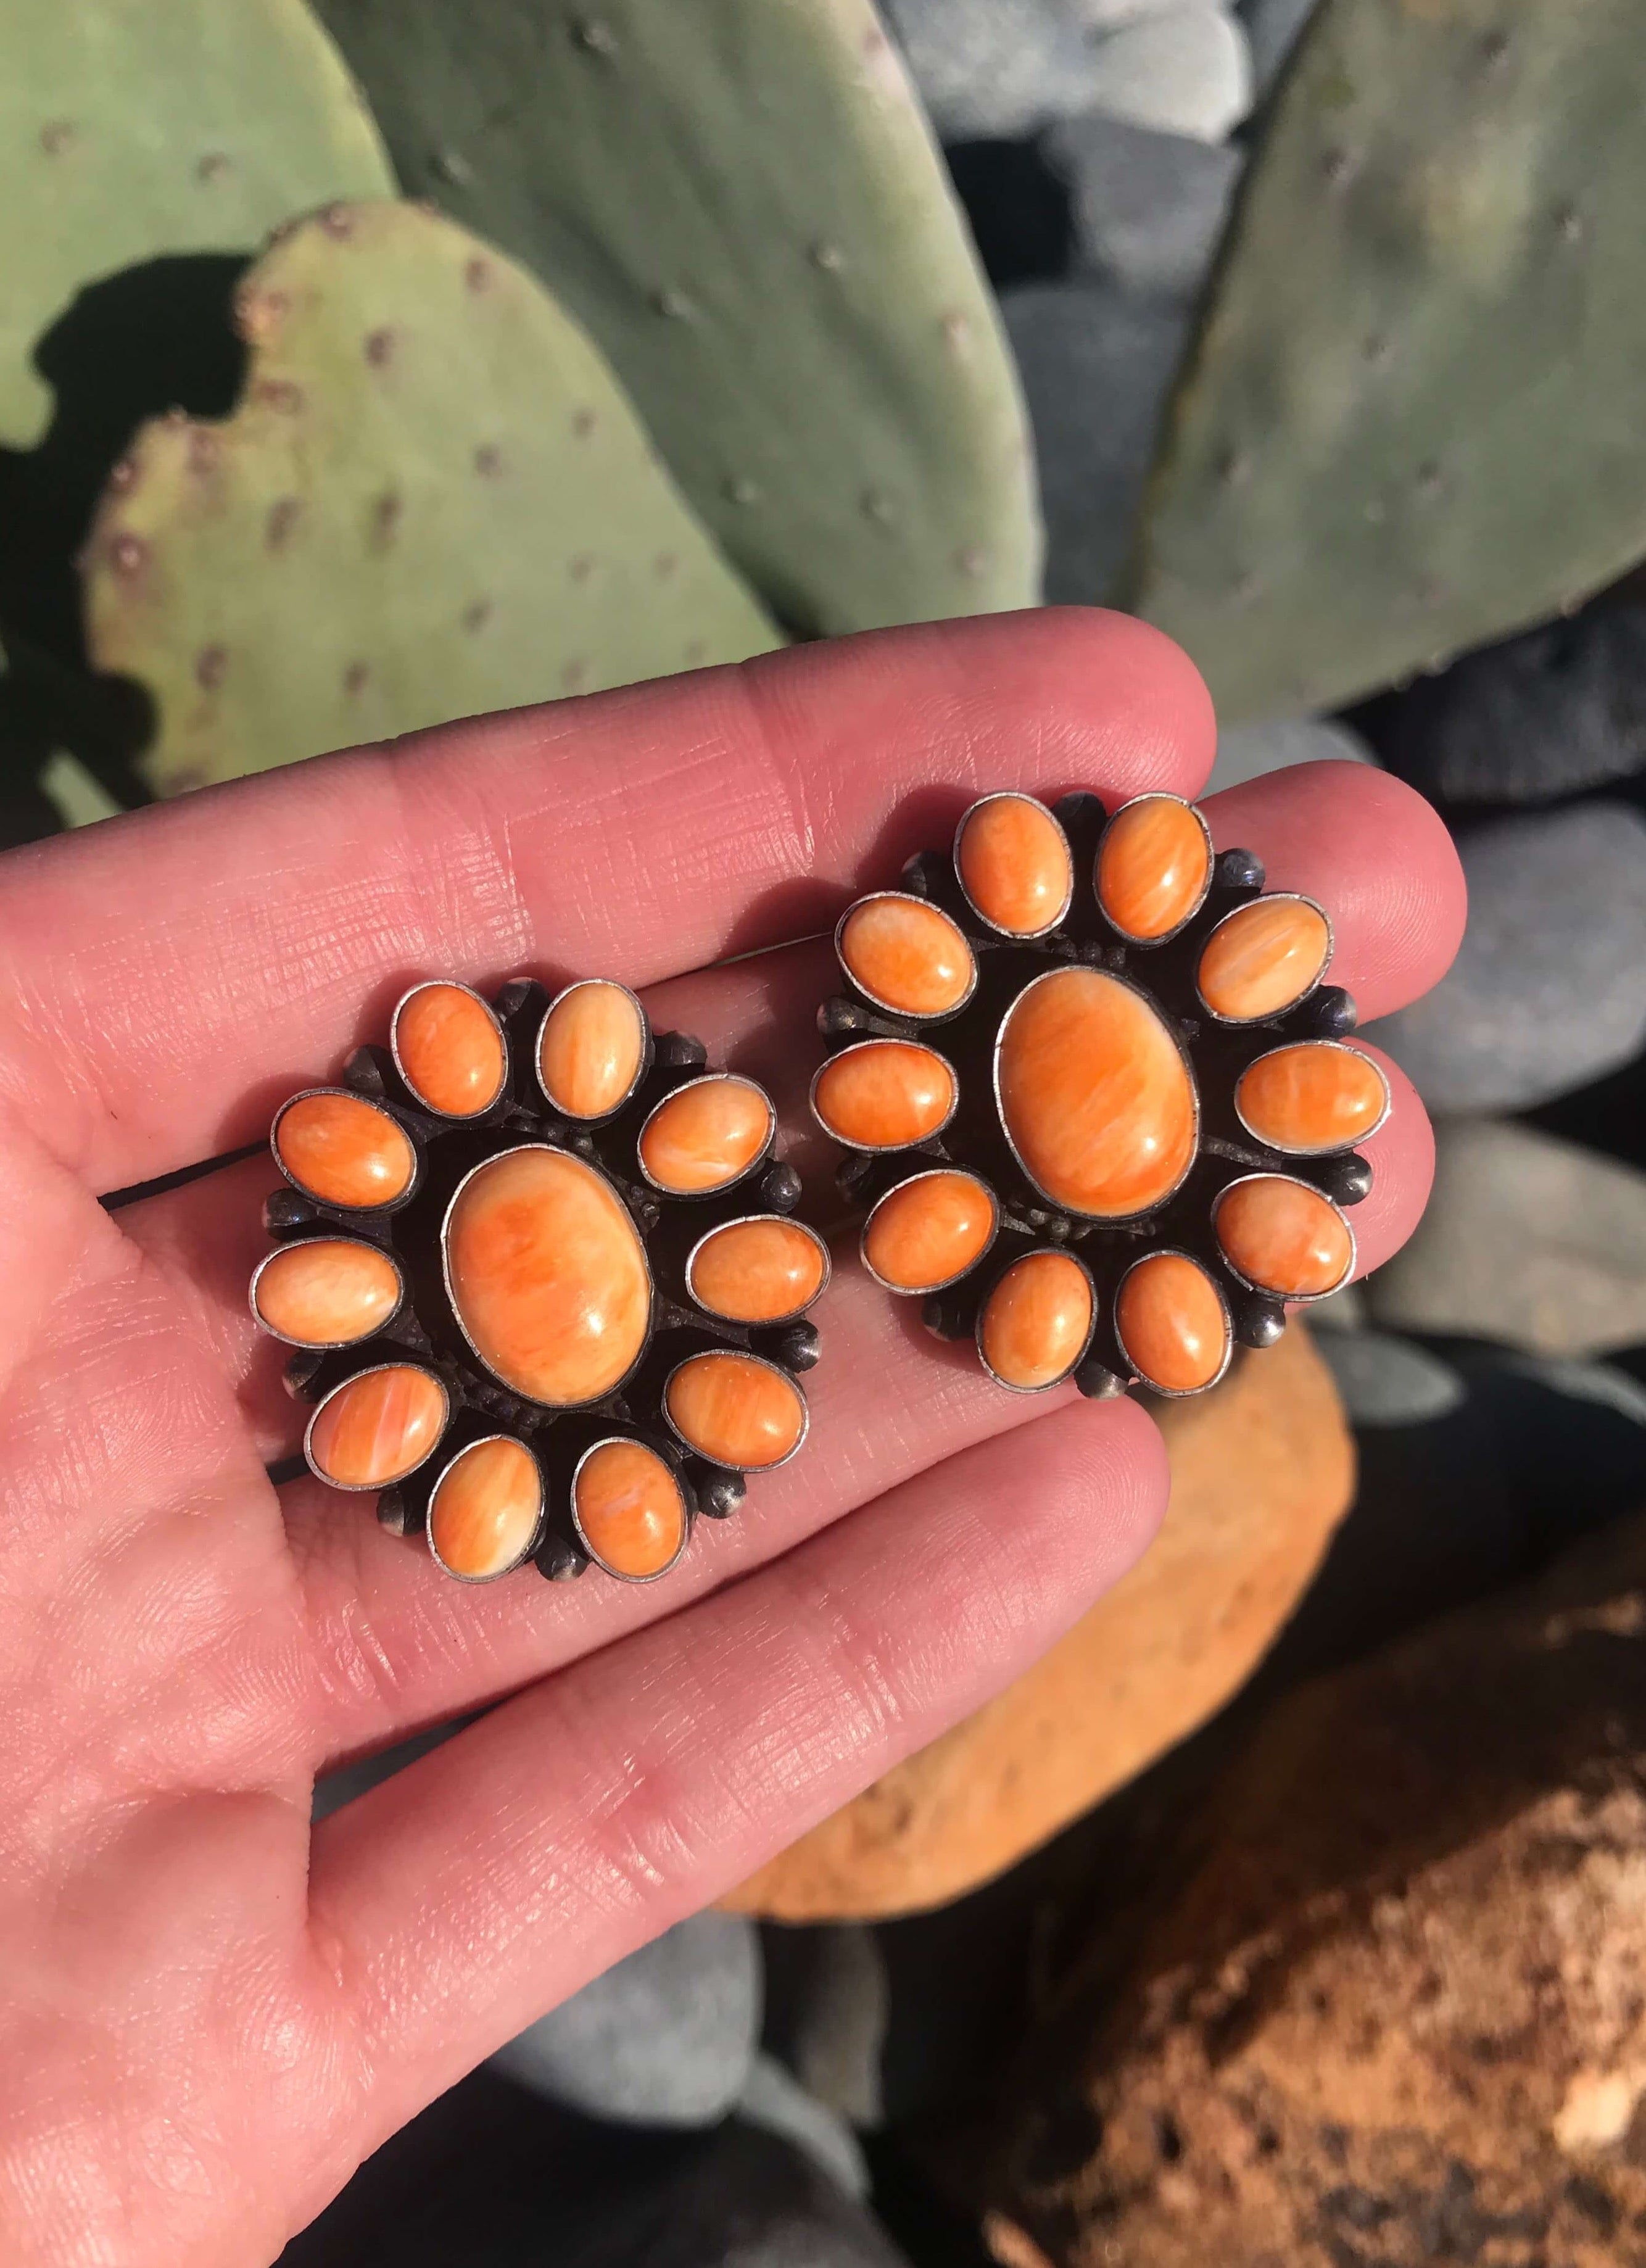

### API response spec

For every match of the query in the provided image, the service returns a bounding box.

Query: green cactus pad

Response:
[312,0,1040,634]
[1127,0,1646,721]
[0,0,395,450]
[82,202,780,796]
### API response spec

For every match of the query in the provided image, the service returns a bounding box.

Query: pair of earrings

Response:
[252,789,1388,1591]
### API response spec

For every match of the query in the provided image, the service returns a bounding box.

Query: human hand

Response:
[0,612,1464,2264]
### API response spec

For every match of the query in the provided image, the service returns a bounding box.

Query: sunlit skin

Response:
[0,611,1463,2264]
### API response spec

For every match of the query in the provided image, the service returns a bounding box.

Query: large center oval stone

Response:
[996,967,1197,1218]
[444,1146,651,1406]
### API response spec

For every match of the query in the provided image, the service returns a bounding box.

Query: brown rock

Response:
[992,1509,1646,2268]
[725,1325,1352,1920]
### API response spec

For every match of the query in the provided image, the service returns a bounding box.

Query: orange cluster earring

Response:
[813,790,1386,1399]
[253,978,824,1586]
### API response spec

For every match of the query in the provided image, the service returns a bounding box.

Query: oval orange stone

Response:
[574,1438,688,1579]
[444,1146,651,1406]
[394,982,506,1117]
[687,1217,829,1323]
[665,1351,806,1470]
[1198,896,1331,1022]
[1115,1252,1230,1394]
[979,1250,1094,1391]
[996,967,1196,1219]
[813,1041,956,1151]
[838,895,975,1017]
[539,980,647,1120]
[1236,1043,1389,1154]
[862,1170,997,1293]
[429,1437,543,1581]
[1097,795,1212,941]
[1216,1175,1353,1297]
[639,1077,774,1194]
[274,1091,415,1211]
[956,794,1072,936]
[307,1364,447,1488]
[252,1238,402,1346]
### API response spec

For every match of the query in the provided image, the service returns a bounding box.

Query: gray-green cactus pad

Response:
[1127,0,1646,721]
[0,0,394,449]
[312,0,1041,634]
[82,202,779,796]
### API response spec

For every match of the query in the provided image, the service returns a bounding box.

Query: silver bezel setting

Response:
[249,1235,407,1350]
[952,790,1075,940]
[570,1435,691,1584]
[1232,1039,1392,1156]
[271,1086,420,1213]
[535,977,652,1123]
[1113,1248,1234,1398]
[635,1072,777,1196]
[809,1038,961,1154]
[662,1351,811,1473]
[859,1169,1000,1296]
[991,966,1201,1222]
[1211,1172,1357,1302]
[1194,892,1334,1026]
[684,1213,832,1325]
[975,1246,1099,1395]
[834,890,980,1020]
[439,1143,654,1409]
[426,1434,547,1584]
[1093,791,1214,946]
[390,978,510,1119]
[303,1360,451,1492]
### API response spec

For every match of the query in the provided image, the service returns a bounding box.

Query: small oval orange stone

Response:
[308,1364,447,1488]
[980,1251,1093,1390]
[539,981,647,1119]
[862,1171,996,1293]
[394,982,505,1117]
[252,1238,402,1346]
[956,795,1072,935]
[996,967,1196,1218]
[688,1217,828,1323]
[1198,896,1331,1022]
[640,1077,773,1193]
[429,1438,543,1580]
[1097,795,1211,940]
[275,1091,415,1209]
[813,1041,956,1151]
[666,1351,806,1470]
[445,1146,651,1405]
[1216,1176,1353,1297]
[574,1439,688,1579]
[838,895,975,1017]
[1116,1252,1229,1394]
[1236,1043,1389,1154]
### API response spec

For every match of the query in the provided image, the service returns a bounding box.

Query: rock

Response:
[1311,1327,1464,1428]
[879,0,1098,140]
[737,2053,870,2200]
[762,1924,890,2129]
[1363,602,1646,806]
[1003,281,1192,605]
[562,2121,912,2268]
[1365,1118,1646,1357]
[1237,0,1320,99]
[489,1910,761,2127]
[1041,113,1243,302]
[993,1512,1646,2268]
[725,1325,1352,1920]
[1205,714,1376,794]
[1365,803,1646,1113]
[1083,2,1253,141]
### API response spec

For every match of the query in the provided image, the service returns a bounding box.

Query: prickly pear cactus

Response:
[1127,0,1646,722]
[0,0,394,450]
[81,202,780,797]
[312,0,1041,635]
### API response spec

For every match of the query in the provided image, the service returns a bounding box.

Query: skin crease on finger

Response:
[0,615,1466,2266]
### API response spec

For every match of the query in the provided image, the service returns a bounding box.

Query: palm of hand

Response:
[0,616,1463,2266]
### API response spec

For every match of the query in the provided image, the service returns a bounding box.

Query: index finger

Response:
[0,609,1214,1193]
